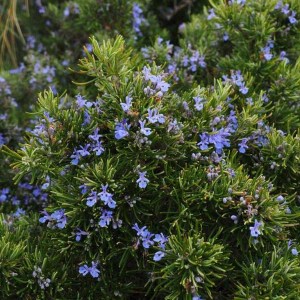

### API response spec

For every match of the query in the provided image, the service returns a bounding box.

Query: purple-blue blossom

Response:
[132,3,147,38]
[250,219,263,237]
[291,248,298,256]
[0,133,6,146]
[137,171,149,189]
[75,94,93,109]
[132,224,153,248]
[132,223,149,238]
[13,208,26,218]
[223,70,248,94]
[193,96,204,111]
[82,110,91,126]
[79,261,100,278]
[75,228,89,242]
[238,138,249,153]
[289,11,297,24]
[98,184,116,208]
[223,32,229,41]
[139,120,152,136]
[64,2,80,17]
[207,8,216,20]
[142,232,155,248]
[142,67,170,97]
[281,4,290,15]
[147,108,165,124]
[261,40,274,61]
[115,119,131,140]
[39,209,67,229]
[70,149,81,165]
[153,233,168,249]
[279,51,289,63]
[121,95,132,112]
[86,191,98,207]
[99,209,113,227]
[153,251,165,261]
[198,128,231,154]
[188,50,206,71]
[78,144,90,157]
[89,128,104,156]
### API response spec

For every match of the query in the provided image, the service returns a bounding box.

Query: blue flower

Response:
[76,94,93,109]
[239,86,249,94]
[115,119,131,140]
[197,133,210,151]
[99,209,113,227]
[86,191,98,207]
[0,133,6,146]
[291,248,298,256]
[137,171,149,188]
[250,219,263,237]
[82,110,91,126]
[92,140,105,156]
[207,8,216,20]
[142,232,154,248]
[13,208,26,218]
[132,3,147,38]
[75,228,89,242]
[89,128,104,156]
[0,188,10,202]
[51,209,67,229]
[88,128,102,141]
[132,223,149,237]
[153,251,165,261]
[281,4,290,15]
[121,95,133,112]
[261,41,273,61]
[79,184,89,195]
[147,108,165,124]
[199,129,231,154]
[223,32,229,41]
[289,11,297,24]
[79,261,100,278]
[193,96,204,111]
[78,144,91,157]
[153,233,168,249]
[277,195,284,202]
[238,138,249,153]
[98,184,116,208]
[39,209,67,229]
[139,120,152,136]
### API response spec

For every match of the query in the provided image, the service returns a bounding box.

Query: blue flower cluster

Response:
[142,37,207,82]
[198,129,231,154]
[142,66,170,98]
[132,223,168,261]
[71,128,104,165]
[222,70,249,95]
[64,2,80,18]
[86,184,116,209]
[261,40,274,61]
[132,3,148,38]
[39,209,67,229]
[81,184,121,229]
[275,1,298,24]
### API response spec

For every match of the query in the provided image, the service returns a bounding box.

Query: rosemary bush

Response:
[1,0,300,299]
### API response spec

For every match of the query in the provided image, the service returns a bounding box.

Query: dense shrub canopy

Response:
[0,0,300,299]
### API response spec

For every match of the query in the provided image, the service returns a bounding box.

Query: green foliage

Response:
[0,0,300,299]
[152,229,230,299]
